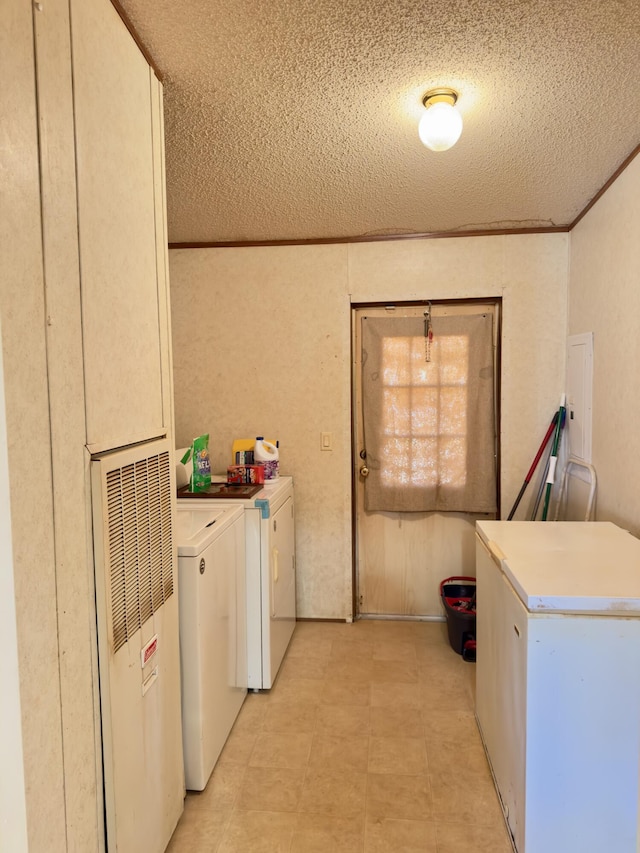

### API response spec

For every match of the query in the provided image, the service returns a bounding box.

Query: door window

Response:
[361,312,497,513]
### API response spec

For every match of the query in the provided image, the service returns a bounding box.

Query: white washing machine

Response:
[175,504,247,790]
[177,476,296,690]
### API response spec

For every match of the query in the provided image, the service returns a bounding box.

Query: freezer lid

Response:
[476,521,640,615]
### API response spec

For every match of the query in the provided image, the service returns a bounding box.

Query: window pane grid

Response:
[380,334,469,489]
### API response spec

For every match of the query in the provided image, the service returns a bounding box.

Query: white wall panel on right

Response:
[566,332,593,464]
[569,154,640,535]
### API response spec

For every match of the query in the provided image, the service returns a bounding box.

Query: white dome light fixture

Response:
[418,88,463,152]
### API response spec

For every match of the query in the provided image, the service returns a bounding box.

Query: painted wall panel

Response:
[0,2,66,849]
[170,233,568,618]
[72,0,164,449]
[33,0,103,847]
[569,154,640,535]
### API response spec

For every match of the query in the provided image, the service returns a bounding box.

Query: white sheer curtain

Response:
[361,313,497,513]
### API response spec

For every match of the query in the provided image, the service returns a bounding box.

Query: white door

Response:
[352,301,500,618]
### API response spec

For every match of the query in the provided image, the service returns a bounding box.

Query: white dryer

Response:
[177,476,296,690]
[176,504,247,790]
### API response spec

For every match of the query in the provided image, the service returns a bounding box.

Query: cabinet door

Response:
[476,536,527,850]
[71,0,165,450]
[266,495,296,686]
[497,572,528,851]
[475,536,504,773]
[271,496,296,621]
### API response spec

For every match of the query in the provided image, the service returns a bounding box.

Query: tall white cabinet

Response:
[476,521,640,853]
[1,0,178,849]
[71,0,173,451]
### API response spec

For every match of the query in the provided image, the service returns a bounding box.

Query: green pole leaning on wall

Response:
[542,394,566,521]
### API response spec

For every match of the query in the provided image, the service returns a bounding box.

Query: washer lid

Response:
[176,505,243,556]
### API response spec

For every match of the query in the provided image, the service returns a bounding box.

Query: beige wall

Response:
[170,233,569,618]
[569,154,640,536]
[1,3,70,849]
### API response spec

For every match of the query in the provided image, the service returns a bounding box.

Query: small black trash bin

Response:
[440,576,476,656]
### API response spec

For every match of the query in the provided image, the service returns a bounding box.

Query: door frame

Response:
[350,297,502,620]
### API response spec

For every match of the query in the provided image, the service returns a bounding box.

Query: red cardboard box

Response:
[227,463,265,485]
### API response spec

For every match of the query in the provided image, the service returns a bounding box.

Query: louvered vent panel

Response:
[148,455,165,609]
[136,459,153,626]
[105,449,174,653]
[159,451,174,600]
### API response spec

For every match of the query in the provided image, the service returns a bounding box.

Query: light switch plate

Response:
[321,432,332,451]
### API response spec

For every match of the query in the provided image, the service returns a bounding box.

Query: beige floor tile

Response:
[458,668,476,705]
[321,679,371,706]
[429,767,504,827]
[370,705,423,737]
[337,619,381,639]
[419,677,474,713]
[218,809,298,853]
[277,654,328,681]
[414,641,461,667]
[268,676,326,705]
[436,820,513,852]
[298,767,368,818]
[417,649,466,676]
[372,659,418,684]
[294,620,353,638]
[361,620,418,641]
[187,762,246,811]
[165,804,229,852]
[216,727,258,767]
[368,736,428,776]
[249,730,313,770]
[308,732,370,773]
[366,773,433,821]
[327,657,375,683]
[372,640,417,663]
[236,766,306,812]
[364,815,438,852]
[330,637,375,662]
[316,704,371,737]
[285,633,334,660]
[169,620,508,850]
[370,681,423,710]
[411,621,450,646]
[263,700,318,734]
[422,709,479,743]
[228,694,266,734]
[426,740,487,778]
[291,813,365,852]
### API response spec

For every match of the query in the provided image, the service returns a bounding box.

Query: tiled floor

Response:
[166,619,513,852]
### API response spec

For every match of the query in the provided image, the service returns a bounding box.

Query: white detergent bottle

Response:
[254,437,279,480]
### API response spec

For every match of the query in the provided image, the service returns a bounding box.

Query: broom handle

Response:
[542,395,566,521]
[507,411,558,520]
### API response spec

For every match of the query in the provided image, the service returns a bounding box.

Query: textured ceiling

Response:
[118,0,640,244]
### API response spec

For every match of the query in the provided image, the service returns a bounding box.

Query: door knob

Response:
[359,465,369,478]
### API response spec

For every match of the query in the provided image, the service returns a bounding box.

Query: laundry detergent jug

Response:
[254,437,279,480]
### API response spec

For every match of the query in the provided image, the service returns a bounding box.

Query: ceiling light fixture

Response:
[418,88,463,152]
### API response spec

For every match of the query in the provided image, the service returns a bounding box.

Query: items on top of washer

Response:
[227,463,265,485]
[180,434,211,492]
[254,438,279,481]
[231,437,280,481]
[177,482,263,499]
